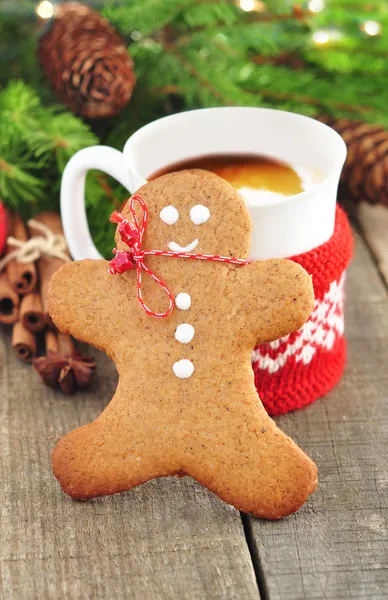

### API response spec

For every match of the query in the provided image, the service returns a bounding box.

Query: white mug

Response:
[60,107,346,261]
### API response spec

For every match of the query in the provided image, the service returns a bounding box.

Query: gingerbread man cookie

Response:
[48,170,317,519]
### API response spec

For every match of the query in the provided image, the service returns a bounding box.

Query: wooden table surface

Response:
[0,205,387,600]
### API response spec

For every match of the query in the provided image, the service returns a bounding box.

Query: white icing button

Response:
[160,205,179,225]
[190,204,210,225]
[175,292,191,310]
[173,359,194,379]
[175,323,195,344]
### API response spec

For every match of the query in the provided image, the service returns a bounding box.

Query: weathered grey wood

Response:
[250,231,388,600]
[0,334,259,600]
[358,203,388,287]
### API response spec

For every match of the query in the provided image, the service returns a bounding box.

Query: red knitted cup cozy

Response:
[252,205,353,416]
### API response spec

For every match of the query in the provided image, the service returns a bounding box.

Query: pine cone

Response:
[38,2,135,119]
[320,116,388,207]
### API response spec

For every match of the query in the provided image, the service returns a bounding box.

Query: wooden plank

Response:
[358,203,388,288]
[0,333,259,600]
[249,231,388,600]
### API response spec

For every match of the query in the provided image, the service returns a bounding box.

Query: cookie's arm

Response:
[236,259,314,346]
[48,259,125,352]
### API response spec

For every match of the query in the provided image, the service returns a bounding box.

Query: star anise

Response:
[33,351,96,394]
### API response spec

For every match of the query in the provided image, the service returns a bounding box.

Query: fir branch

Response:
[87,200,117,259]
[0,132,45,209]
[0,80,42,135]
[164,44,235,106]
[0,81,103,214]
[102,0,197,37]
[28,111,99,172]
[85,173,128,257]
[182,1,241,29]
[184,20,309,56]
[326,0,385,7]
[240,63,388,124]
[305,48,388,75]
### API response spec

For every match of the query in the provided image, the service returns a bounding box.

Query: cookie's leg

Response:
[52,413,175,499]
[184,417,317,519]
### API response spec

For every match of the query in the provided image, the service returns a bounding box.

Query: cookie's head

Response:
[118,170,252,258]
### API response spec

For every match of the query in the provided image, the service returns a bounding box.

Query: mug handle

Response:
[60,146,135,260]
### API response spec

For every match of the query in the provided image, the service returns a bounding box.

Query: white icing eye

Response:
[160,205,179,225]
[190,204,210,225]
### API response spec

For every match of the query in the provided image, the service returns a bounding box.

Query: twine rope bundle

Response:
[0,219,70,272]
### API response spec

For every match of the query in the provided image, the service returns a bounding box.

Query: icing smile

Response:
[168,239,199,253]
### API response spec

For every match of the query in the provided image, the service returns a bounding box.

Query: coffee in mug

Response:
[150,154,323,206]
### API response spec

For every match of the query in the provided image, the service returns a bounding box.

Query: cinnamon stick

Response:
[6,210,37,295]
[28,212,70,328]
[33,329,59,387]
[57,332,75,356]
[0,272,19,324]
[12,321,37,362]
[42,329,74,356]
[20,292,45,333]
[45,328,59,354]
